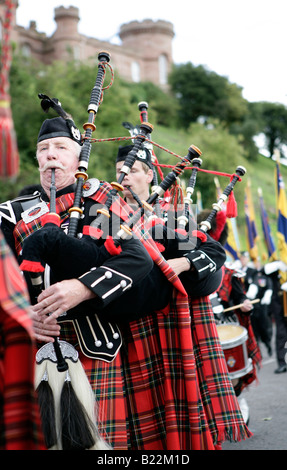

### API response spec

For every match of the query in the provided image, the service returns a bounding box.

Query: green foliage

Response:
[119,81,179,127]
[249,101,287,158]
[164,119,249,216]
[168,62,248,128]
[5,54,181,188]
[229,116,261,162]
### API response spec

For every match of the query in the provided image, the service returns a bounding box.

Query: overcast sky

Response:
[16,0,287,106]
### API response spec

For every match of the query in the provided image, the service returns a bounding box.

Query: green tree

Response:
[168,62,248,129]
[181,119,249,214]
[1,53,179,198]
[229,115,261,162]
[249,101,287,157]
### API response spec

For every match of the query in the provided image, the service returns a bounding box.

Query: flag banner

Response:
[244,180,259,261]
[258,187,277,260]
[225,219,240,260]
[196,190,203,213]
[275,152,287,316]
[275,161,287,265]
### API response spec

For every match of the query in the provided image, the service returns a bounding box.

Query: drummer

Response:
[198,209,262,423]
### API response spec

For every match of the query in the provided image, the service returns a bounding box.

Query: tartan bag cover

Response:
[13,192,74,256]
[190,296,252,443]
[0,230,46,450]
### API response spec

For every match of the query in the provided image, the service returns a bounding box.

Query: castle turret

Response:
[119,19,174,87]
[53,6,80,37]
[6,4,175,89]
[50,6,81,62]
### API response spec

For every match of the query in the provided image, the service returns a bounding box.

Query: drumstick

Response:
[223,298,260,313]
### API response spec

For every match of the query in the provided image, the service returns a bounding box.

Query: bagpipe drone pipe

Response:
[198,165,246,233]
[116,100,203,248]
[113,101,247,305]
[127,101,246,239]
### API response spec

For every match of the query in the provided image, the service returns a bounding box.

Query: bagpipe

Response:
[34,168,110,450]
[18,51,247,449]
[22,52,115,451]
[112,143,202,245]
[198,165,246,234]
[117,101,203,239]
[114,104,246,250]
[177,156,202,230]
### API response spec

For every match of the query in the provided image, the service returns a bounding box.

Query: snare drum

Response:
[216,323,253,379]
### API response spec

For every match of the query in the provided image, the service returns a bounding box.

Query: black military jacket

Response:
[0,182,226,323]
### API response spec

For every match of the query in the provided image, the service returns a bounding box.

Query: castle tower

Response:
[2,4,175,89]
[49,6,81,62]
[119,19,174,87]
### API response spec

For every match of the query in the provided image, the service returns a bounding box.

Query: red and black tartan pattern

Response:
[61,294,252,449]
[190,296,252,443]
[13,183,251,449]
[120,293,215,450]
[13,192,74,256]
[0,231,45,450]
[217,267,233,302]
[61,293,216,450]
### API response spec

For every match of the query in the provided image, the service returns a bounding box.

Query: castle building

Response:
[0,2,174,89]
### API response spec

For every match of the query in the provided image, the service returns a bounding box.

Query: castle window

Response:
[73,46,80,61]
[131,61,140,82]
[159,54,168,85]
[21,43,31,57]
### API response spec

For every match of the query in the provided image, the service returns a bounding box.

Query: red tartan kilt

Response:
[60,291,253,450]
[0,313,46,450]
[61,301,215,450]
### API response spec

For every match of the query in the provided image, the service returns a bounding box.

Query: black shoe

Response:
[274,365,287,374]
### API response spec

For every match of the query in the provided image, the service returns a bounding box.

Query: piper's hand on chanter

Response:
[30,308,60,343]
[168,257,192,276]
[33,279,96,324]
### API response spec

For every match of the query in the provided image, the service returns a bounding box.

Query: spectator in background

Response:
[263,260,287,373]
[243,257,273,356]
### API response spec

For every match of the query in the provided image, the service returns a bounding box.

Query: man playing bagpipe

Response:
[115,144,225,298]
[0,113,252,449]
[115,144,252,448]
[0,115,154,449]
